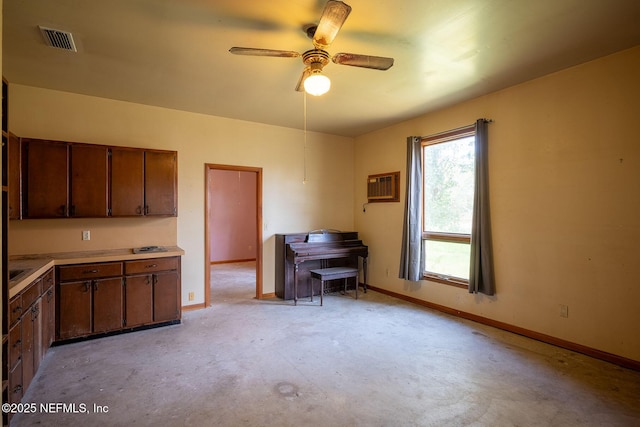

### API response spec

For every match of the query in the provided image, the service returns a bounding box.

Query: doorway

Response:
[204,164,263,307]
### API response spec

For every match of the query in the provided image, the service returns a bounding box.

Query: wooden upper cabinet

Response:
[111,147,145,216]
[70,144,109,217]
[23,139,69,218]
[8,133,21,219]
[19,138,177,218]
[145,150,177,216]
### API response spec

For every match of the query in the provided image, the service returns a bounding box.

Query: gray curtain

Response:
[469,119,495,295]
[399,136,424,281]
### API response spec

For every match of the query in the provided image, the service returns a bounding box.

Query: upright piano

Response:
[275,231,368,300]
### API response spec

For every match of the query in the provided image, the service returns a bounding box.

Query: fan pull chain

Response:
[303,91,308,184]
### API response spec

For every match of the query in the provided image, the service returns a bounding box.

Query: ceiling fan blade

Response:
[229,47,301,58]
[313,0,352,49]
[295,68,312,92]
[332,53,394,70]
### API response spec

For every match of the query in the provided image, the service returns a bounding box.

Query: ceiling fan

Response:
[229,0,394,96]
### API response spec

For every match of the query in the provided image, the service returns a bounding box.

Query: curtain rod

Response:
[421,118,494,140]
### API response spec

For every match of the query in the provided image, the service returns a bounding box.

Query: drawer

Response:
[9,323,22,370]
[125,257,179,275]
[9,296,23,327]
[22,277,43,309]
[58,262,123,281]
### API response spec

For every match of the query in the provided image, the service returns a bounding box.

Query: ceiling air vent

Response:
[39,26,77,52]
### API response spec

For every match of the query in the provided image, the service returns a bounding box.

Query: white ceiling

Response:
[4,0,640,137]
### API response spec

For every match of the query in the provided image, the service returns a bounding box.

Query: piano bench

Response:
[306,267,360,306]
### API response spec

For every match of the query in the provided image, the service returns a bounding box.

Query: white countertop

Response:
[9,246,185,298]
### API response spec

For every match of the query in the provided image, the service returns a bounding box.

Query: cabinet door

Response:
[8,133,21,219]
[92,277,123,334]
[125,275,153,327]
[111,147,144,216]
[31,299,43,383]
[153,271,180,322]
[41,285,55,356]
[58,281,92,340]
[9,359,23,404]
[8,322,22,372]
[70,144,109,217]
[23,139,69,218]
[145,150,177,216]
[22,298,41,393]
[43,270,56,349]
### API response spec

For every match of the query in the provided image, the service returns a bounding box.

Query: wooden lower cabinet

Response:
[124,270,180,327]
[8,324,23,404]
[57,262,124,340]
[153,270,181,322]
[58,276,125,339]
[22,298,42,393]
[8,267,56,422]
[58,280,92,339]
[124,275,153,327]
[57,256,181,341]
[41,283,56,356]
[124,257,181,326]
[92,277,124,333]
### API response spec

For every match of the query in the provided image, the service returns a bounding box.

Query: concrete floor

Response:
[12,262,640,426]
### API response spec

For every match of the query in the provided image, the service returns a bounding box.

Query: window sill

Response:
[423,273,468,289]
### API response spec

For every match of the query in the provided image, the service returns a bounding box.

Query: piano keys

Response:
[275,231,368,300]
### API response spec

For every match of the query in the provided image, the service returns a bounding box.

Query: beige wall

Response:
[354,46,640,362]
[8,86,355,303]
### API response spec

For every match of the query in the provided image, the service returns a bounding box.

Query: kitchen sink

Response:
[9,269,26,280]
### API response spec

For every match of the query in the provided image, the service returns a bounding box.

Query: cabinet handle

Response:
[13,305,22,314]
[83,282,91,292]
[144,205,149,215]
[13,339,21,348]
[93,282,99,291]
[13,385,22,394]
[145,264,158,269]
[47,289,54,302]
[136,206,143,215]
[84,269,99,274]
[32,305,40,319]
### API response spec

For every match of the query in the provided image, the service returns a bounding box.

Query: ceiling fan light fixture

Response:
[304,71,331,96]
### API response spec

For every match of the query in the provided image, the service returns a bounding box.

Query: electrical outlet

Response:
[188,292,195,301]
[82,230,91,241]
[560,304,569,318]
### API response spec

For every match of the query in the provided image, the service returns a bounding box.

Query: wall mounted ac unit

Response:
[367,171,400,203]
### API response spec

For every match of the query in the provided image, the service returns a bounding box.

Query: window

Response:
[422,126,475,286]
